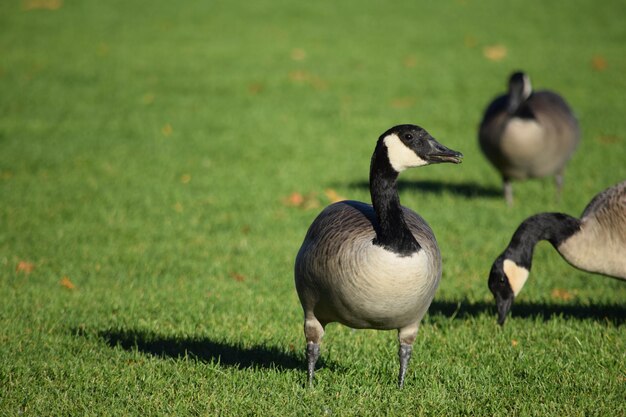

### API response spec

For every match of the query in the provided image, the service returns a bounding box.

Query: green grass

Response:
[1,0,625,415]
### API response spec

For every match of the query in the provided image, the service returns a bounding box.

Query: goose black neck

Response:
[369,142,420,256]
[508,99,535,119]
[507,77,534,118]
[504,213,581,270]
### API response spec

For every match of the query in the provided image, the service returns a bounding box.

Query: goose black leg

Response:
[503,178,513,206]
[306,342,321,386]
[555,172,564,201]
[398,343,413,388]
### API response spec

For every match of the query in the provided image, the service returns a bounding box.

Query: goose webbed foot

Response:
[306,342,321,387]
[398,343,413,388]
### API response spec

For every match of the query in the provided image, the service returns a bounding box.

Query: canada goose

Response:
[488,180,626,325]
[478,71,580,205]
[294,124,462,387]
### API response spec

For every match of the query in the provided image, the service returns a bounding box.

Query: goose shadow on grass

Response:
[84,301,623,370]
[90,329,308,370]
[347,179,502,199]
[428,300,626,326]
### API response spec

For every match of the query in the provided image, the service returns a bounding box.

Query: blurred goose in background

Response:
[295,124,462,387]
[488,180,626,325]
[478,71,580,205]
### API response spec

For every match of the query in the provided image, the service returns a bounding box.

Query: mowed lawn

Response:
[1,0,625,415]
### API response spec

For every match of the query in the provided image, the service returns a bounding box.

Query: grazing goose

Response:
[478,71,580,205]
[294,124,463,387]
[488,180,626,325]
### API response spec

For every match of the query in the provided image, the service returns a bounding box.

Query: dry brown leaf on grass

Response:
[22,0,62,10]
[60,276,76,290]
[162,123,173,137]
[324,188,346,203]
[142,93,156,105]
[464,35,477,48]
[483,44,507,61]
[594,134,620,144]
[97,43,111,57]
[309,76,328,90]
[248,83,264,95]
[511,339,519,347]
[16,261,35,274]
[282,192,321,210]
[289,70,309,82]
[229,272,246,282]
[403,56,417,68]
[591,55,608,71]
[288,70,328,90]
[285,189,349,207]
[390,97,415,109]
[551,288,575,301]
[291,48,307,61]
[284,192,304,206]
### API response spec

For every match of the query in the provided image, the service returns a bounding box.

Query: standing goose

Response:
[488,180,626,325]
[478,71,580,205]
[294,124,462,387]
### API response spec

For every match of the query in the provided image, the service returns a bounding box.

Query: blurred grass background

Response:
[1,0,625,415]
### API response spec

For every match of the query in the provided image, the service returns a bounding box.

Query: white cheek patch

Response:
[522,74,532,99]
[383,134,427,172]
[503,259,529,296]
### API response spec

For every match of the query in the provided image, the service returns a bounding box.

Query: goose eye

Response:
[404,133,413,141]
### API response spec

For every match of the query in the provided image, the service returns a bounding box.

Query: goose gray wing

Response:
[580,181,626,242]
[297,201,377,257]
[558,181,626,278]
[527,91,580,157]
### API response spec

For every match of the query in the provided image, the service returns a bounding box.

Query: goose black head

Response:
[507,71,532,114]
[379,124,463,173]
[488,254,531,325]
[488,255,515,325]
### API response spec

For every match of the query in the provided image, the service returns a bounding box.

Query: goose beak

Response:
[496,294,514,326]
[426,139,463,164]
